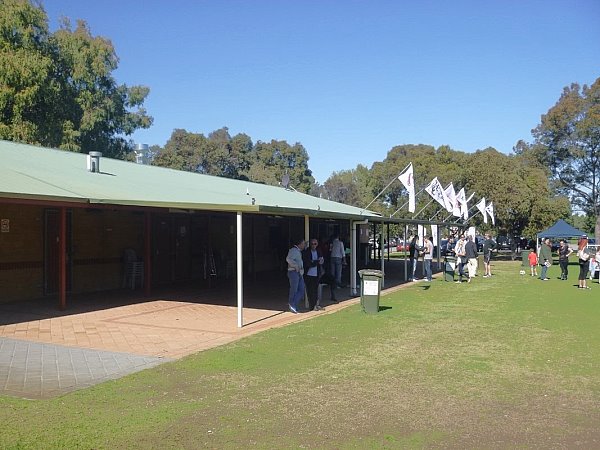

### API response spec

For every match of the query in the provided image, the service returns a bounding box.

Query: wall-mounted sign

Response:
[1,219,9,233]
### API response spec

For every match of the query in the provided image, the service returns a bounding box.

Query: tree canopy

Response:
[516,78,600,237]
[152,128,315,194]
[0,0,152,158]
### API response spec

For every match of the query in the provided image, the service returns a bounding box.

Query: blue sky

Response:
[43,0,600,183]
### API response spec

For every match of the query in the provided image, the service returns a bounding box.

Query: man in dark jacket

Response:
[482,233,497,278]
[302,238,325,311]
[539,238,553,281]
[465,235,478,282]
[408,235,422,281]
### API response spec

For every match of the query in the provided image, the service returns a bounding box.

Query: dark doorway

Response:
[44,209,72,295]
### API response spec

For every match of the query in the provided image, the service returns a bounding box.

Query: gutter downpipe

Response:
[352,219,369,296]
[304,215,310,243]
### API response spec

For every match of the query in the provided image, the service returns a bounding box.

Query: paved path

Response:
[0,266,419,400]
[0,285,362,399]
[0,336,170,399]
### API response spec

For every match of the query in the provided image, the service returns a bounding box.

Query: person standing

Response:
[408,235,421,281]
[454,235,467,283]
[423,236,434,282]
[465,235,478,282]
[302,238,325,311]
[576,236,591,289]
[539,238,553,281]
[286,237,306,313]
[558,240,573,280]
[330,234,345,289]
[482,233,497,278]
[528,248,538,277]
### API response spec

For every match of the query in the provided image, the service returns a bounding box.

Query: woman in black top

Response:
[558,240,573,280]
[577,237,591,289]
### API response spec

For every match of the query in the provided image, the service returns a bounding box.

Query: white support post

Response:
[404,223,408,280]
[237,211,243,328]
[380,221,385,288]
[351,221,358,296]
[352,219,369,296]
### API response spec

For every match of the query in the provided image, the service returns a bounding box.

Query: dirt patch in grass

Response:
[122,370,599,449]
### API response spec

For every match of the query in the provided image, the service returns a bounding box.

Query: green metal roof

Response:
[0,140,381,220]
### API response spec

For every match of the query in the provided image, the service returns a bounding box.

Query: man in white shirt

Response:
[423,236,434,282]
[330,234,345,289]
[286,237,306,313]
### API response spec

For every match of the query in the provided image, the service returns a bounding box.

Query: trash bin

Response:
[521,250,529,267]
[358,269,384,314]
[444,256,456,281]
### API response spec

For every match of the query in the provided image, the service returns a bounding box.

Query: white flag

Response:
[398,163,415,213]
[425,177,450,210]
[467,226,476,240]
[485,201,495,226]
[456,188,468,219]
[417,224,424,247]
[465,192,475,219]
[443,183,454,213]
[431,224,438,247]
[445,183,461,217]
[476,197,488,224]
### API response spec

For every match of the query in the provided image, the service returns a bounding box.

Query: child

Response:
[528,248,538,277]
[590,252,600,282]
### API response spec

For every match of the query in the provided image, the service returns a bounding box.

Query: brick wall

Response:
[0,205,45,301]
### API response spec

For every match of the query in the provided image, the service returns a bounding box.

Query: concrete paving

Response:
[0,336,170,399]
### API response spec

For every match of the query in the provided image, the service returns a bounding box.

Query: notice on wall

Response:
[363,280,379,296]
[1,219,8,233]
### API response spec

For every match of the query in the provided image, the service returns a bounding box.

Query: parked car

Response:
[475,235,484,252]
[496,236,512,250]
[396,242,408,252]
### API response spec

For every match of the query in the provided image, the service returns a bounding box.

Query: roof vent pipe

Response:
[87,151,102,173]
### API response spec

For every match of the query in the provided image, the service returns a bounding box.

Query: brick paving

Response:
[0,261,426,399]
[0,281,360,398]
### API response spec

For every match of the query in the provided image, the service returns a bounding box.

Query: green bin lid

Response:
[358,269,384,277]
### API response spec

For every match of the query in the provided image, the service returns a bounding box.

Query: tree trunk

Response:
[595,215,600,241]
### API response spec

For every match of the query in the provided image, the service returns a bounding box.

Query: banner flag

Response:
[476,197,488,224]
[456,188,468,219]
[445,183,462,217]
[398,163,415,213]
[425,177,450,210]
[485,201,495,226]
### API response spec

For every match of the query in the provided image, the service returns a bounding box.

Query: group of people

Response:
[532,236,594,289]
[452,233,496,283]
[285,235,346,314]
[408,232,497,283]
[407,235,435,281]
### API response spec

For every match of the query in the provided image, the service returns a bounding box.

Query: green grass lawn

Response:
[1,260,599,449]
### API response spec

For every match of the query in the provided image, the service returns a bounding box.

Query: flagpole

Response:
[429,206,450,221]
[413,198,433,219]
[390,187,425,218]
[360,162,412,214]
[461,204,479,224]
